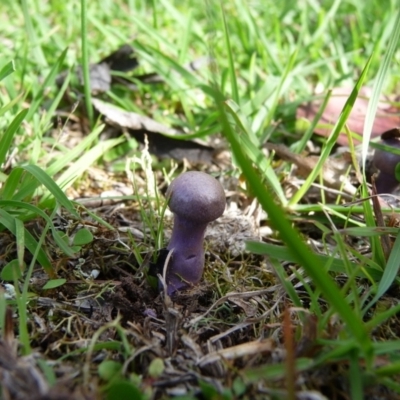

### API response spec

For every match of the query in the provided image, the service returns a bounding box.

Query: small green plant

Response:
[126,141,172,282]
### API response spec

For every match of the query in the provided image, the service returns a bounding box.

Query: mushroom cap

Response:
[373,138,400,176]
[167,171,225,223]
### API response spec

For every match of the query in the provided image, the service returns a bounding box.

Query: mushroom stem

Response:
[165,217,208,294]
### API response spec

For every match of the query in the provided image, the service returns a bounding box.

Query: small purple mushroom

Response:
[373,136,400,194]
[163,171,225,294]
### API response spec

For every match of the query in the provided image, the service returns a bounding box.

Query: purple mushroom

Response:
[373,136,400,194]
[163,171,225,295]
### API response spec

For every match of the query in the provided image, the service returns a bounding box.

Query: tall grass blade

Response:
[0,61,15,81]
[80,0,93,125]
[27,48,68,121]
[22,165,79,218]
[0,109,29,167]
[220,2,239,103]
[364,231,400,312]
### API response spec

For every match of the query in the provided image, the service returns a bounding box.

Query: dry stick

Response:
[371,177,392,259]
[158,249,182,356]
[284,307,296,400]
[197,339,273,367]
[295,314,318,358]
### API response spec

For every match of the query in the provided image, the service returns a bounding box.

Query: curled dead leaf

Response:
[92,98,215,163]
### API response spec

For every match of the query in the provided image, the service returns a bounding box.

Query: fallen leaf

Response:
[92,98,178,135]
[92,98,215,163]
[56,44,139,94]
[77,63,111,93]
[297,86,400,145]
[98,44,138,72]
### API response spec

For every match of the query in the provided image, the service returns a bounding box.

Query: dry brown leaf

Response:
[92,98,179,135]
[297,86,400,145]
[92,98,215,163]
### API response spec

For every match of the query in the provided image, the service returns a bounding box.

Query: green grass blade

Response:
[364,231,400,312]
[20,0,47,67]
[46,124,105,176]
[0,108,29,167]
[362,182,385,268]
[349,348,363,400]
[294,90,332,153]
[27,48,68,121]
[241,78,279,117]
[6,172,39,203]
[269,258,303,309]
[80,0,93,126]
[259,49,298,144]
[365,303,400,332]
[22,165,79,218]
[41,70,71,130]
[0,209,53,274]
[222,96,286,203]
[54,136,124,191]
[375,362,400,377]
[0,93,24,118]
[225,99,260,146]
[243,358,314,382]
[0,61,15,81]
[220,2,239,103]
